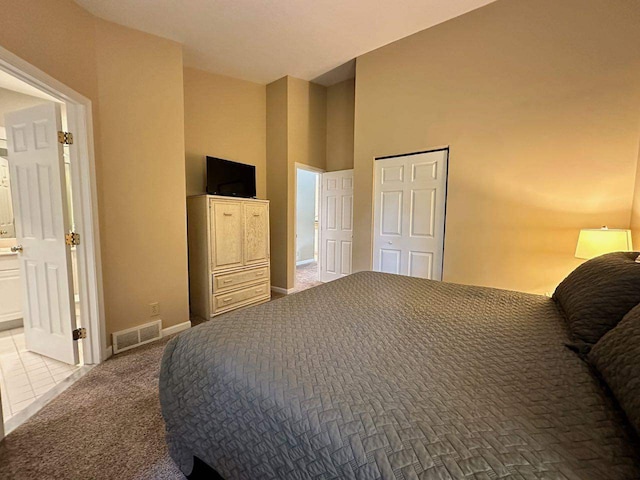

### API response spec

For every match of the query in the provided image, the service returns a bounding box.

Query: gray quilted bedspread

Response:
[159,272,640,479]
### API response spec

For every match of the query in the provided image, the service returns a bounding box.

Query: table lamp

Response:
[575,226,633,259]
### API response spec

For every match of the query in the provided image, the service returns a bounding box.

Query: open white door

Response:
[5,103,79,365]
[320,169,353,282]
[373,149,448,280]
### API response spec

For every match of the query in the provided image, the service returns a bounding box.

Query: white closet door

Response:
[5,103,79,365]
[373,149,448,280]
[320,170,353,282]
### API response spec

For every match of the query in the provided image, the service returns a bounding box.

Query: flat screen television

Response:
[206,156,256,198]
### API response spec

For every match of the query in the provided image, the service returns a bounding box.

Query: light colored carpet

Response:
[293,261,322,292]
[0,337,184,480]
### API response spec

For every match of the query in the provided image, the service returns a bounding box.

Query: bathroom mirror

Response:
[0,152,15,239]
[0,123,15,240]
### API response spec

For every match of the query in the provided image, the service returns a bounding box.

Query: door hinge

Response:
[65,232,80,246]
[73,328,86,341]
[58,131,74,145]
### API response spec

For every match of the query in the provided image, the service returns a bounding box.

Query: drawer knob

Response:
[256,271,264,276]
[223,213,233,217]
[223,297,233,303]
[223,279,233,284]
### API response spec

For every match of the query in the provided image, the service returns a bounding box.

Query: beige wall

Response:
[288,77,327,171]
[267,77,327,289]
[266,78,289,289]
[0,0,99,103]
[185,72,330,291]
[630,147,640,243]
[95,21,189,335]
[353,0,640,294]
[286,78,326,287]
[0,0,190,345]
[5,0,637,345]
[326,78,355,171]
[184,68,267,198]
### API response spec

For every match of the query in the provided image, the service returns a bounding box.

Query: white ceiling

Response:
[0,70,58,102]
[74,0,496,86]
[0,72,58,128]
[0,88,53,127]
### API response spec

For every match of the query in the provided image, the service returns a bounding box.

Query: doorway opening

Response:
[0,47,103,437]
[0,97,85,431]
[295,165,323,292]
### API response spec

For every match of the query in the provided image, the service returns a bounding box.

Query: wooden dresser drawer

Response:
[213,281,270,313]
[213,266,269,293]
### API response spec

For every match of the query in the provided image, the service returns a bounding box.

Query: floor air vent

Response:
[112,320,162,354]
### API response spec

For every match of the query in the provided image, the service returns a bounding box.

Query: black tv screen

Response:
[206,157,256,198]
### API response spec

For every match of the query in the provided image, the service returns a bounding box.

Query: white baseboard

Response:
[296,258,316,266]
[271,286,296,295]
[103,345,113,361]
[162,320,191,337]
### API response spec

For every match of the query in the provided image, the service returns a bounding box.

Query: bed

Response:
[160,270,640,479]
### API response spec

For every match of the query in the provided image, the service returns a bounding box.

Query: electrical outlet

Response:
[150,302,160,317]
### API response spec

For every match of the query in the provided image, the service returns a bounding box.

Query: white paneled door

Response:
[320,169,353,282]
[5,103,79,365]
[373,149,448,280]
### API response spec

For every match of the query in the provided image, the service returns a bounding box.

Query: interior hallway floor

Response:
[293,261,323,292]
[0,328,80,431]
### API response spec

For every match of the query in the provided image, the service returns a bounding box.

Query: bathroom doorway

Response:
[0,78,89,433]
[0,47,103,438]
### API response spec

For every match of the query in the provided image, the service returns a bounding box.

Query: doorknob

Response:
[10,245,23,253]
[387,241,393,245]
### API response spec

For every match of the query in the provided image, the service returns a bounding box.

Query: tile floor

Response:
[0,328,80,422]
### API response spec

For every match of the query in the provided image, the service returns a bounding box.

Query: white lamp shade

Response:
[575,228,633,259]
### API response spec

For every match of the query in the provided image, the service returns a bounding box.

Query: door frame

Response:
[0,46,105,364]
[372,146,450,279]
[293,163,324,289]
